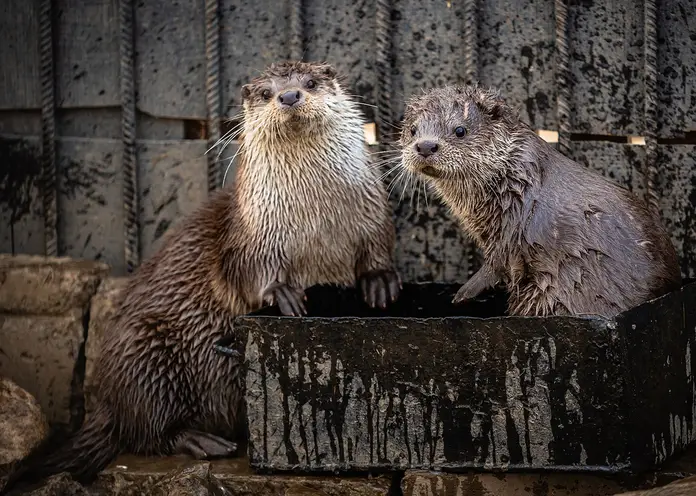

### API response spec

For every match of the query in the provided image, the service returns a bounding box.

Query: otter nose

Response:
[278,90,301,107]
[415,140,439,158]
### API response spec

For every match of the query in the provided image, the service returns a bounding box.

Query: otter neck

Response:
[433,133,544,253]
[233,108,370,231]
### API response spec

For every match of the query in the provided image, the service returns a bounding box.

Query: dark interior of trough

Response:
[249,283,511,319]
[248,279,695,320]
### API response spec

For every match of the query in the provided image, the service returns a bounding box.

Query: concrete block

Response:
[0,254,109,315]
[0,310,85,425]
[84,277,129,417]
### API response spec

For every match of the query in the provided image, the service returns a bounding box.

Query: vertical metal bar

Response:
[375,0,393,142]
[120,0,139,272]
[554,0,571,155]
[643,0,660,213]
[290,0,305,61]
[39,0,58,257]
[462,0,481,278]
[205,0,222,192]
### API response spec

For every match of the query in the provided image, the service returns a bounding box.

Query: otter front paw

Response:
[452,282,481,305]
[359,270,401,309]
[262,283,307,316]
[452,264,498,305]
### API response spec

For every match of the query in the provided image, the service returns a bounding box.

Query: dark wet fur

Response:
[400,85,682,317]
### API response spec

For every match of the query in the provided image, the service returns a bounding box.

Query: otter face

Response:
[241,61,343,132]
[399,85,511,182]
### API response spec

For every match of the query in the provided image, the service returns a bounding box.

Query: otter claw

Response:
[360,270,401,309]
[175,430,238,459]
[453,284,474,304]
[453,281,484,305]
[263,283,307,316]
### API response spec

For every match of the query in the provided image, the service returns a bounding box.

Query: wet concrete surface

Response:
[90,444,696,496]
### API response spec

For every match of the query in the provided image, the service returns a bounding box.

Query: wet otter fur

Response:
[1,61,400,493]
[399,85,681,317]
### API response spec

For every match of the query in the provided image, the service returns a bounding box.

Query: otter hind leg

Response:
[174,430,238,459]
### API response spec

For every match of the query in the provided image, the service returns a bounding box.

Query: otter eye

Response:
[306,79,316,89]
[262,89,272,100]
[410,126,417,137]
[454,126,467,137]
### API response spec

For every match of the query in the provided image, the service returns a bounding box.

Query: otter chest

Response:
[244,160,369,285]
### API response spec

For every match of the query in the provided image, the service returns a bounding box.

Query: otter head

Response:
[400,85,519,185]
[241,61,345,136]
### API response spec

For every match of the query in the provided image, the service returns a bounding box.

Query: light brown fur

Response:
[399,85,681,318]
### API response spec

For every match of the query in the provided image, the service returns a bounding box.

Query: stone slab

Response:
[98,456,392,496]
[616,476,696,496]
[84,277,129,417]
[0,254,109,315]
[238,281,696,473]
[0,309,85,425]
[402,471,634,496]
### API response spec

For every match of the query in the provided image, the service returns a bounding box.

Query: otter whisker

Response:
[348,100,378,110]
[371,161,403,186]
[422,179,430,210]
[398,166,416,206]
[370,163,402,185]
[368,149,402,156]
[387,167,409,201]
[408,170,420,211]
[206,117,254,158]
[206,126,238,155]
[221,143,245,186]
[367,157,401,171]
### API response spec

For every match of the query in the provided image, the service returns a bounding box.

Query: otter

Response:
[398,85,681,317]
[2,61,400,493]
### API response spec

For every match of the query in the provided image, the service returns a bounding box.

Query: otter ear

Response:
[320,65,337,79]
[241,84,252,101]
[489,100,505,121]
[477,95,506,121]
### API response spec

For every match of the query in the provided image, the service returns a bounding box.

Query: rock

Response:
[150,463,228,496]
[84,278,129,416]
[24,473,87,496]
[97,455,392,496]
[0,377,49,465]
[401,471,636,496]
[614,475,696,495]
[0,254,109,315]
[0,310,85,425]
[94,463,228,496]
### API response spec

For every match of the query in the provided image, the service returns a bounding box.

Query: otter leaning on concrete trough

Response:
[398,85,681,317]
[1,61,400,493]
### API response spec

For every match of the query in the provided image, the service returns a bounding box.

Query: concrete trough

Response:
[216,280,696,474]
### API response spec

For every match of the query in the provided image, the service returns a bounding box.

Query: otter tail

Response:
[1,407,120,495]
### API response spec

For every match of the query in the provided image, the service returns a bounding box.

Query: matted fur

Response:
[399,85,681,317]
[1,61,396,493]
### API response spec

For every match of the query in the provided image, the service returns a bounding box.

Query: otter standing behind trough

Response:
[2,61,400,492]
[399,85,681,317]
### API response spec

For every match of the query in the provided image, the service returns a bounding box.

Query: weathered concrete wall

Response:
[1,0,695,283]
